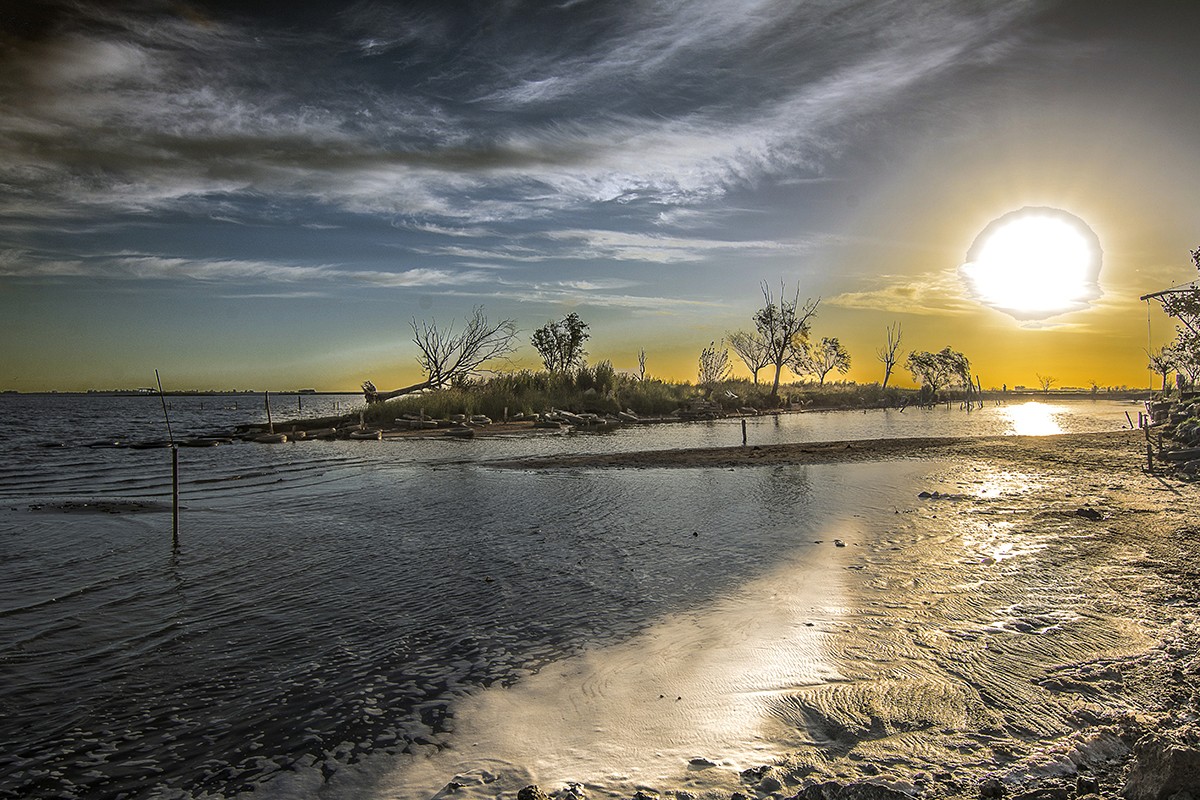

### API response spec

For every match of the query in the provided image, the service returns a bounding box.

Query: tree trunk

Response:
[365,378,433,403]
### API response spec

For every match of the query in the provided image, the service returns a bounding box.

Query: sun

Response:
[960,207,1102,321]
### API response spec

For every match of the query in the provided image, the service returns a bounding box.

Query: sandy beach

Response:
[432,428,1200,800]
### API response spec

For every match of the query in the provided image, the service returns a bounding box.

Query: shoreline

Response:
[494,429,1143,470]
[450,428,1199,799]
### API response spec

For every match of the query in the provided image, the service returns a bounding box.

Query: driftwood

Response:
[361,380,432,404]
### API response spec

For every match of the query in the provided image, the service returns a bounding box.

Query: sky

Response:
[2,0,1199,392]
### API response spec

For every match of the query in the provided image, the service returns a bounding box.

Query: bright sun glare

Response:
[961,207,1102,321]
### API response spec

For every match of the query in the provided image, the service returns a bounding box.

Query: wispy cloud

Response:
[448,286,722,313]
[0,250,491,288]
[824,270,978,316]
[220,291,329,300]
[543,229,825,263]
[0,1,1038,227]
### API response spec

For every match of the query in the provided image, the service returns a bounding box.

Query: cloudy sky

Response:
[2,0,1198,391]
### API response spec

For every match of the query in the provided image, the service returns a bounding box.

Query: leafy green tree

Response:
[1171,327,1200,389]
[1151,247,1200,337]
[905,346,972,401]
[1143,247,1200,391]
[532,313,590,373]
[797,337,851,386]
[1147,345,1177,392]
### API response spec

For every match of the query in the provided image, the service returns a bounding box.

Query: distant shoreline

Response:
[0,389,1154,401]
[0,389,358,397]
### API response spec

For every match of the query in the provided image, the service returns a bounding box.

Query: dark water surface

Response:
[0,395,1135,799]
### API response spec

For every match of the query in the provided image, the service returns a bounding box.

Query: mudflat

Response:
[480,429,1200,800]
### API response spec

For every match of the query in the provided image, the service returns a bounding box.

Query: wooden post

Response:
[155,369,179,548]
[742,418,747,446]
[265,392,274,434]
[172,445,179,548]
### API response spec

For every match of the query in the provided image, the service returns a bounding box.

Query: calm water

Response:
[0,395,1136,799]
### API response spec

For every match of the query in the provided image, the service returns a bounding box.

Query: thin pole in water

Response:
[265,392,274,434]
[155,370,179,548]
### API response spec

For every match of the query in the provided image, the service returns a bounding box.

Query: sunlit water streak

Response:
[0,395,1140,799]
[1002,401,1066,436]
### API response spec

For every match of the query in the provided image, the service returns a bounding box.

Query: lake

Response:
[0,394,1139,799]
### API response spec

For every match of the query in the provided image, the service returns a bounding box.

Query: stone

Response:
[1123,731,1200,800]
[518,786,551,800]
[979,777,1006,798]
[757,775,783,793]
[1011,788,1068,800]
[791,781,911,800]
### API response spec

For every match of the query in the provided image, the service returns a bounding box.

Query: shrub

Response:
[358,374,923,424]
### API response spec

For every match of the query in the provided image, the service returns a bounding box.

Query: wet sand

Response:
[454,429,1198,798]
[494,429,1141,471]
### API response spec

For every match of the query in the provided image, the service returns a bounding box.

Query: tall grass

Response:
[361,366,924,424]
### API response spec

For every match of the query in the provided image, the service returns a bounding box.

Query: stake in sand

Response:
[155,370,178,548]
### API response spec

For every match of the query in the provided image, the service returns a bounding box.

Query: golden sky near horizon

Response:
[2,2,1198,392]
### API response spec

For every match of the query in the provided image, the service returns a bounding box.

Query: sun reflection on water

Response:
[1002,401,1065,436]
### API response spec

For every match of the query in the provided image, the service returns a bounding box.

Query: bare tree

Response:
[637,348,647,381]
[877,321,902,389]
[727,329,770,384]
[754,281,820,398]
[698,340,732,395]
[363,306,518,402]
[1036,373,1056,393]
[797,337,851,386]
